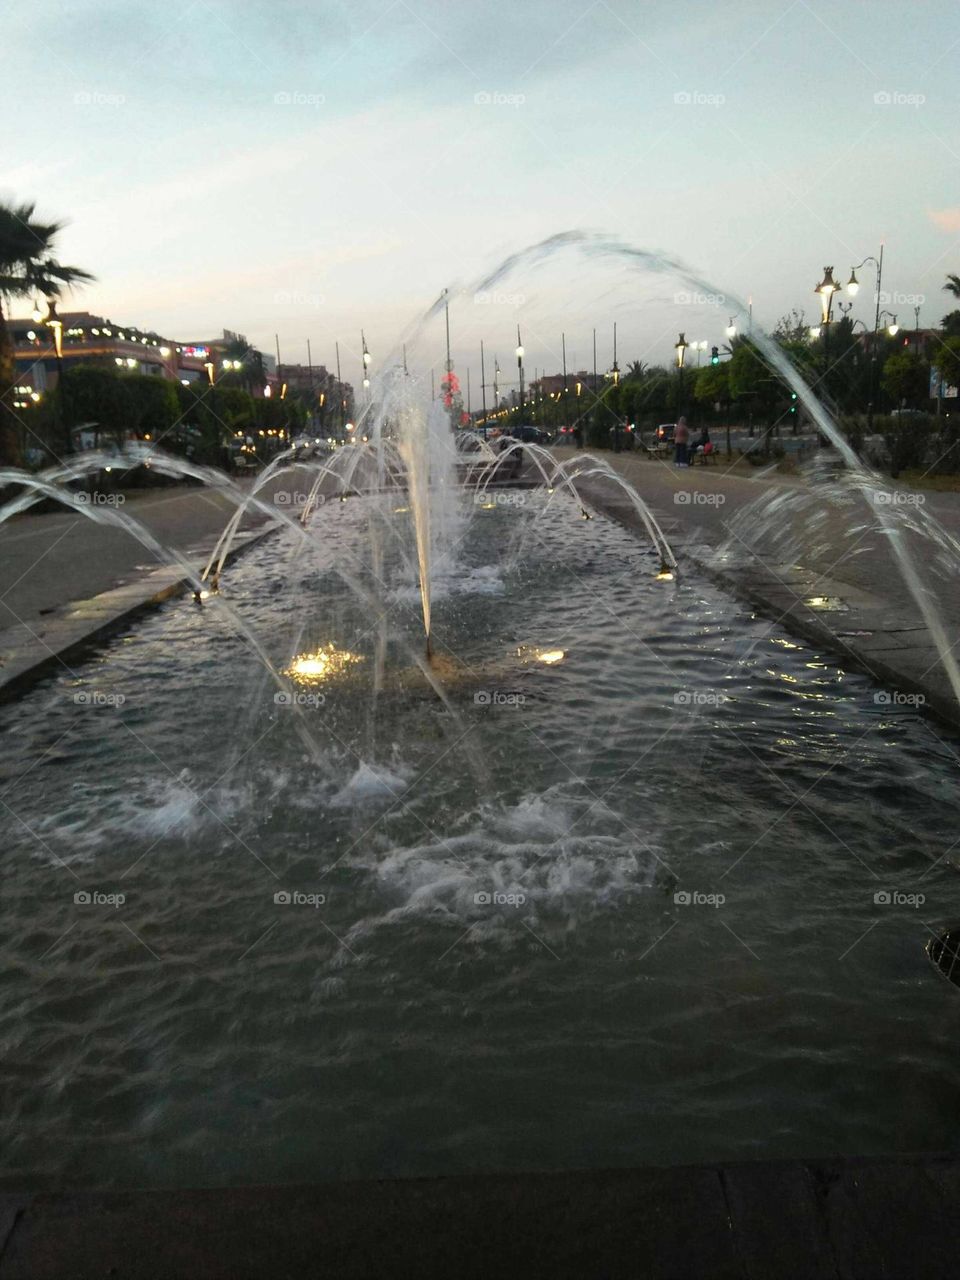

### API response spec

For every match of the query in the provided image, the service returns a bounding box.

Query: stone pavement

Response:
[0,478,288,703]
[554,448,960,728]
[0,1154,958,1277]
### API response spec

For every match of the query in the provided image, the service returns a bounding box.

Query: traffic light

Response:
[710,346,720,365]
[789,392,798,414]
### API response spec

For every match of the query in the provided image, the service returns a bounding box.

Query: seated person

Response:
[690,428,711,463]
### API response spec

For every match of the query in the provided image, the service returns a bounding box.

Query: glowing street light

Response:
[675,332,689,415]
[846,247,885,430]
[516,325,525,424]
[725,317,737,338]
[880,310,899,336]
[814,266,842,325]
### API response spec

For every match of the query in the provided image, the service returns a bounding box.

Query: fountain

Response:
[2,235,960,1195]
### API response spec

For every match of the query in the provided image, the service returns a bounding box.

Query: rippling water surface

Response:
[2,492,959,1190]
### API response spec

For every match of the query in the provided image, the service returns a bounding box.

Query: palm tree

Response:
[222,335,266,395]
[0,200,94,467]
[626,359,647,380]
[944,273,960,300]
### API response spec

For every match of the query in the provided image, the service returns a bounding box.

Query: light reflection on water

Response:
[0,493,959,1192]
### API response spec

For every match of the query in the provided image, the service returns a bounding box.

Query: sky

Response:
[5,0,960,391]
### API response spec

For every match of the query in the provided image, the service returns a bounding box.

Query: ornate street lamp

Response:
[675,332,688,369]
[814,267,842,325]
[515,326,524,425]
[846,247,884,428]
[675,332,688,415]
[814,267,842,380]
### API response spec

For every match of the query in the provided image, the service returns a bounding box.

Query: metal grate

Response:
[927,929,960,985]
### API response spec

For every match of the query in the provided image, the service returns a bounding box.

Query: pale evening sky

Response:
[5,0,960,387]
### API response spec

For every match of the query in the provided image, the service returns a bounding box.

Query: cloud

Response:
[929,208,960,234]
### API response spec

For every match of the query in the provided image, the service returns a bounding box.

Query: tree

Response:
[694,362,729,407]
[221,334,266,394]
[625,359,647,380]
[881,350,929,408]
[0,200,94,467]
[941,310,960,337]
[943,273,960,300]
[727,340,770,402]
[59,365,133,446]
[933,337,960,391]
[772,310,809,343]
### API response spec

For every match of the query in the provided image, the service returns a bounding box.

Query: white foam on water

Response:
[337,786,660,947]
[329,760,414,808]
[387,562,504,604]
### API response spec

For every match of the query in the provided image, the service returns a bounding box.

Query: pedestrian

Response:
[674,416,690,466]
[690,425,710,465]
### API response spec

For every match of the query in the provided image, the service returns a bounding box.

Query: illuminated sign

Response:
[181,345,210,358]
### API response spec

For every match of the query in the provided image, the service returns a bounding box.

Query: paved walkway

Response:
[0,478,288,702]
[554,448,960,727]
[0,482,269,630]
[1,1154,958,1277]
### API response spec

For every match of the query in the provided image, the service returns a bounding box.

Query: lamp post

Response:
[561,331,569,444]
[335,341,345,441]
[33,297,68,452]
[515,326,524,427]
[814,266,842,387]
[361,330,371,412]
[846,246,884,429]
[480,340,487,437]
[725,317,737,339]
[879,310,899,336]
[675,332,688,414]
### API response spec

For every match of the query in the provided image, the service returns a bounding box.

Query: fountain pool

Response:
[2,487,960,1191]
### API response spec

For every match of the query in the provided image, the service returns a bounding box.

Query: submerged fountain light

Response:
[536,649,565,664]
[284,645,363,684]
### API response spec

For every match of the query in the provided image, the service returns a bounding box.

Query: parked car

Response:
[654,423,676,444]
